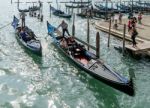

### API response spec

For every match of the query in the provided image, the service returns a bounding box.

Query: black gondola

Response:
[12,16,42,56]
[50,6,71,18]
[18,6,40,13]
[47,21,135,96]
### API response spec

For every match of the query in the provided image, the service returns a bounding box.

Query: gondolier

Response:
[20,12,26,28]
[57,20,70,37]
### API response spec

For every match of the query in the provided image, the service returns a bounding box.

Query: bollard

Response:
[66,4,67,13]
[107,19,111,47]
[17,0,19,9]
[77,3,79,14]
[72,13,75,36]
[96,32,100,58]
[122,24,126,55]
[71,4,73,15]
[87,17,90,50]
[68,8,70,14]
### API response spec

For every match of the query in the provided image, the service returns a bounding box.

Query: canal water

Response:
[0,0,150,108]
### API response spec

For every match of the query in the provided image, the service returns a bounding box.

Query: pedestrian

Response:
[131,17,137,28]
[138,12,142,24]
[111,12,115,22]
[57,20,70,37]
[128,18,132,33]
[131,27,138,48]
[118,12,123,24]
[113,19,118,30]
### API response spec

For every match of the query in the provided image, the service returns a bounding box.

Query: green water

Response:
[0,0,150,108]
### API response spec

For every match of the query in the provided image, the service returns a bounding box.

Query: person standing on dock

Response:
[138,12,142,24]
[128,18,132,33]
[57,20,70,37]
[131,27,138,48]
[118,12,123,24]
[113,19,118,30]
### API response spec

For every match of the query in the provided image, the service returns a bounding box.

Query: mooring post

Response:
[71,4,74,15]
[68,8,70,14]
[72,13,75,37]
[107,19,111,47]
[50,4,51,17]
[96,32,100,58]
[87,17,90,50]
[123,24,126,55]
[66,4,67,13]
[17,0,19,9]
[77,3,79,14]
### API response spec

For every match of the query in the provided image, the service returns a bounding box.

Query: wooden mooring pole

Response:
[71,4,74,15]
[87,17,90,50]
[50,4,51,17]
[122,24,126,55]
[107,19,111,47]
[96,32,100,58]
[66,4,67,13]
[72,13,75,36]
[77,3,79,14]
[17,0,19,9]
[68,8,70,15]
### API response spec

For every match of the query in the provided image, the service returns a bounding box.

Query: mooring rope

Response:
[0,22,11,30]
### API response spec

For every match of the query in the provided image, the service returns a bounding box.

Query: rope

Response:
[0,22,11,30]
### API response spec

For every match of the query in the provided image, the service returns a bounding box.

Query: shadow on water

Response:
[76,70,121,108]
[25,49,43,67]
[53,44,120,108]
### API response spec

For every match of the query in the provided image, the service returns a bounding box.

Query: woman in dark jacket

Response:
[131,27,138,47]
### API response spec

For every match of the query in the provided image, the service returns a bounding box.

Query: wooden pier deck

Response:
[125,42,150,52]
[93,15,150,55]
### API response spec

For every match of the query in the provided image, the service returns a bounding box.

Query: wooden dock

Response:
[94,21,150,56]
[94,22,144,43]
[126,42,150,52]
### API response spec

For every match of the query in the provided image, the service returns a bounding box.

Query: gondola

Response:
[94,3,121,13]
[50,6,71,18]
[18,6,40,13]
[76,8,110,19]
[29,6,41,11]
[47,21,135,96]
[18,9,29,12]
[65,3,90,8]
[11,16,42,56]
[70,1,91,4]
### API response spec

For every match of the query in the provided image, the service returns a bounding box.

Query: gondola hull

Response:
[65,4,90,8]
[18,9,29,12]
[53,11,72,18]
[50,6,72,18]
[15,30,42,56]
[47,22,135,96]
[18,6,40,13]
[12,16,42,56]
